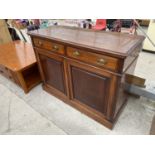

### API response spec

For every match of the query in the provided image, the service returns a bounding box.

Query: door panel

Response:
[39,54,66,94]
[71,66,110,114]
[67,59,113,115]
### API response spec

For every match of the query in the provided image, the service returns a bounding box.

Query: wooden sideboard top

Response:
[28,26,145,58]
[0,41,36,71]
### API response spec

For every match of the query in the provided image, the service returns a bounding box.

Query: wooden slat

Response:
[125,74,146,87]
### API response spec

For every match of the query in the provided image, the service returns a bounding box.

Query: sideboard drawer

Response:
[0,65,13,80]
[67,47,119,71]
[0,64,5,73]
[0,65,8,75]
[33,38,65,55]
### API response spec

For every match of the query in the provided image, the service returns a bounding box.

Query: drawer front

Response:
[0,65,5,73]
[33,38,65,55]
[67,47,119,71]
[0,65,14,80]
[0,65,8,76]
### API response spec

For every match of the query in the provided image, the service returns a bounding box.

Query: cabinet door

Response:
[67,60,116,116]
[37,51,67,95]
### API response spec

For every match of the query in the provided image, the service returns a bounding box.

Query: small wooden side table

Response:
[0,40,41,93]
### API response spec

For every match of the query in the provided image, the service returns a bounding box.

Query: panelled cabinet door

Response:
[67,60,116,116]
[37,51,67,95]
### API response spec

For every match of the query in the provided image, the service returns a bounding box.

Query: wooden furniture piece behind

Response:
[150,115,155,135]
[139,19,150,27]
[0,41,41,93]
[0,19,12,44]
[29,26,144,129]
[143,20,155,52]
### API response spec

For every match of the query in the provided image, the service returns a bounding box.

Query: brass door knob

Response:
[73,51,80,56]
[53,45,59,51]
[97,58,107,65]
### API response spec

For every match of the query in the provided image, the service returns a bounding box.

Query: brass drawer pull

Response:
[73,51,80,56]
[52,45,59,51]
[97,58,107,65]
[38,41,43,46]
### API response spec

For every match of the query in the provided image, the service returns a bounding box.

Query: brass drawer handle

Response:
[73,51,80,56]
[38,41,43,46]
[97,58,107,65]
[52,45,59,51]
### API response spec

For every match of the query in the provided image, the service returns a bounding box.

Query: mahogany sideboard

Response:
[0,41,41,93]
[29,26,145,129]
